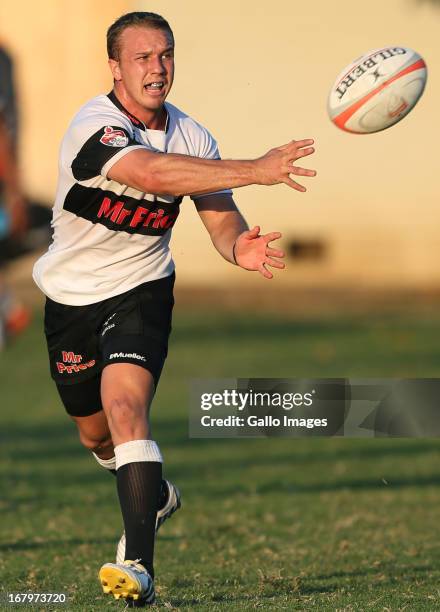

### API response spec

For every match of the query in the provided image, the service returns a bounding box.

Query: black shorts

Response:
[44,273,175,417]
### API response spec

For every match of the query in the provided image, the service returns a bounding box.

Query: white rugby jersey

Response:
[33,92,231,305]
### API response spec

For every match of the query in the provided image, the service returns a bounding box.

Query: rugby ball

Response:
[328,46,427,134]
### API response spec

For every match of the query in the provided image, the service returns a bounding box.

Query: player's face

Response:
[110,26,174,120]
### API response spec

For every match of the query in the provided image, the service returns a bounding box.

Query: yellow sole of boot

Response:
[99,566,141,601]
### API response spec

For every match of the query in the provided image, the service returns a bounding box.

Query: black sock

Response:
[111,469,168,510]
[116,461,162,578]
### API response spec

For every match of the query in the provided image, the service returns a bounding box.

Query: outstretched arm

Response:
[108,139,316,197]
[195,194,285,280]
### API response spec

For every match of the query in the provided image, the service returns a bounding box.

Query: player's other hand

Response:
[234,226,285,280]
[254,139,317,192]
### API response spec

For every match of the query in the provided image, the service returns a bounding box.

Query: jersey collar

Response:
[107,90,169,132]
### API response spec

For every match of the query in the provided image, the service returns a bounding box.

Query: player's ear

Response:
[108,59,122,82]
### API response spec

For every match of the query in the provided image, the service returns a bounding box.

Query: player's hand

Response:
[254,139,317,192]
[234,226,285,279]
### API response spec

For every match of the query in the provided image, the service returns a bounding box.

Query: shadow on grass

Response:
[162,582,338,608]
[0,536,116,551]
[169,311,432,345]
[2,418,439,459]
[162,560,438,608]
[0,532,182,552]
[1,420,439,514]
[313,562,437,582]
[181,472,440,499]
[253,472,440,495]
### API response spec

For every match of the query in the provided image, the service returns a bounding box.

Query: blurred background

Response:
[1,1,440,609]
[0,0,439,295]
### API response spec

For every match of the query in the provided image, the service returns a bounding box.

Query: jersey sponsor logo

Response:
[97,197,178,231]
[56,350,96,374]
[109,352,147,362]
[64,184,182,236]
[100,126,129,148]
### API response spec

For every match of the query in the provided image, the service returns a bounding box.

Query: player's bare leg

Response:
[98,363,159,604]
[71,388,180,567]
[71,410,114,460]
[101,362,155,445]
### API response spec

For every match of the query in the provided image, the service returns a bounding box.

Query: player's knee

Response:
[79,430,113,453]
[104,394,148,435]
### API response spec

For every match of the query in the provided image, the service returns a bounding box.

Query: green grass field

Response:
[1,307,440,611]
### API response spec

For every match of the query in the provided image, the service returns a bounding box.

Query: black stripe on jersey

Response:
[107,91,170,133]
[71,126,140,181]
[64,183,182,236]
[107,91,147,131]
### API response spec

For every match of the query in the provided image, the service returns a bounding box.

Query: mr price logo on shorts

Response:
[56,351,96,374]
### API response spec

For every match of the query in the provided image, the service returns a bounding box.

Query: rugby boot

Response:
[99,559,155,605]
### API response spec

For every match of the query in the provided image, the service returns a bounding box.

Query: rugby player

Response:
[33,11,316,607]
